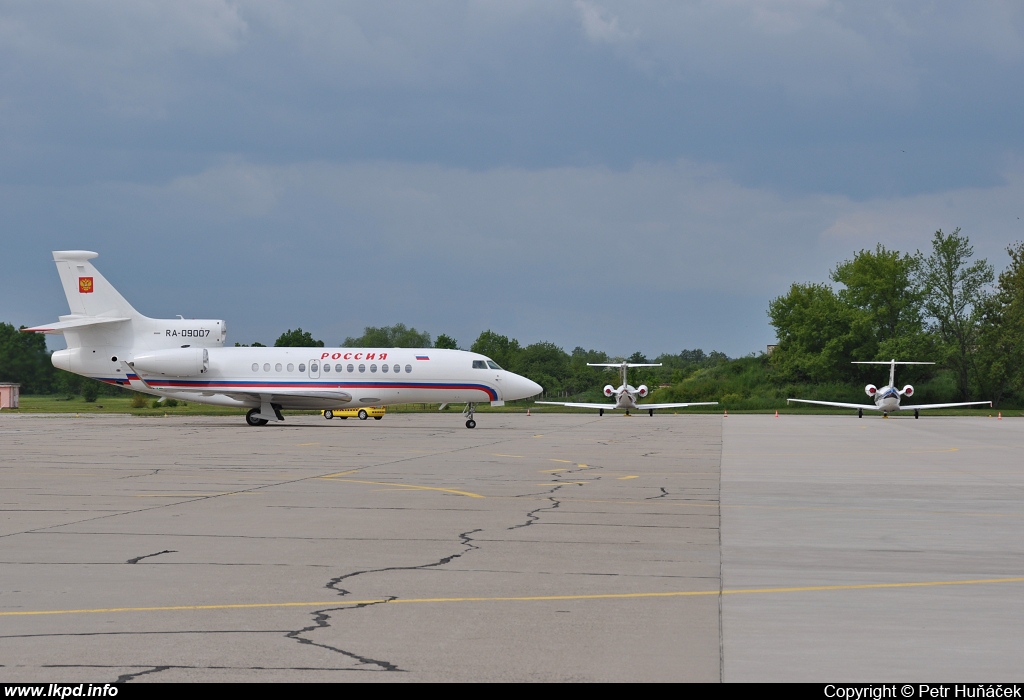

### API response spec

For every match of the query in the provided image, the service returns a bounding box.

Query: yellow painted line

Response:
[6,577,1023,618]
[532,435,544,438]
[617,475,639,480]
[492,453,524,458]
[296,442,320,447]
[322,470,360,477]
[321,478,484,499]
[577,464,589,468]
[550,459,573,463]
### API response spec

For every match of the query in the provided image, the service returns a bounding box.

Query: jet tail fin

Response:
[51,251,141,320]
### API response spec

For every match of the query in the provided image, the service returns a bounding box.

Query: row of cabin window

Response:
[252,362,414,374]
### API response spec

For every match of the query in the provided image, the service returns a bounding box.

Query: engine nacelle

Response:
[603,385,615,397]
[865,384,877,397]
[130,348,209,377]
[637,385,649,398]
[901,384,914,397]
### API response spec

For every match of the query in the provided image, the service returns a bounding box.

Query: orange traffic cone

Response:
[775,410,779,418]
[998,412,1002,420]
[724,409,728,418]
[527,408,531,416]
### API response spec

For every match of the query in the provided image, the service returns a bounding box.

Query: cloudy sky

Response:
[3,1,1023,358]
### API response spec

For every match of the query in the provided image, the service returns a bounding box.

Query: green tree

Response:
[344,323,431,348]
[767,282,869,383]
[975,241,1024,405]
[0,323,54,393]
[515,342,570,395]
[831,244,928,360]
[470,330,521,370]
[567,346,609,395]
[916,228,994,399]
[274,328,324,347]
[234,342,266,347]
[434,333,459,350]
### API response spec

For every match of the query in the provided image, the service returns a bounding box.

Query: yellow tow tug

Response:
[322,406,386,421]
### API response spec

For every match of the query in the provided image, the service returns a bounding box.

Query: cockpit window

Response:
[486,360,502,370]
[472,360,487,369]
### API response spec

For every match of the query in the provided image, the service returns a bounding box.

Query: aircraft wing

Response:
[637,402,719,410]
[535,401,616,410]
[218,389,353,405]
[787,399,879,410]
[907,401,992,410]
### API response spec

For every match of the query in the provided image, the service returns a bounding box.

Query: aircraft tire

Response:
[324,410,334,420]
[466,419,476,429]
[599,409,604,416]
[358,410,368,420]
[858,409,863,418]
[245,408,269,427]
[914,410,919,419]
[649,409,654,417]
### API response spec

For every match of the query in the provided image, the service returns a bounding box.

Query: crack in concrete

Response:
[119,469,161,480]
[125,549,176,564]
[284,528,483,673]
[646,487,670,500]
[508,496,561,530]
[116,665,171,682]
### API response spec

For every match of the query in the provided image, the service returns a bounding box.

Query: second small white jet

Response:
[787,360,992,418]
[536,362,718,416]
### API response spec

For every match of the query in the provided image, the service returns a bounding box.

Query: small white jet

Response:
[536,362,717,416]
[786,360,992,418]
[24,251,542,428]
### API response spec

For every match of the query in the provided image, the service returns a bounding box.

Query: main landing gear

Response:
[599,409,604,416]
[463,403,477,429]
[858,409,863,418]
[914,409,920,419]
[246,403,283,426]
[649,409,654,417]
[246,408,268,426]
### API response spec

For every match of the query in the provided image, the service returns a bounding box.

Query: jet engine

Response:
[900,385,914,397]
[637,385,649,398]
[130,348,209,377]
[864,384,877,397]
[603,385,615,397]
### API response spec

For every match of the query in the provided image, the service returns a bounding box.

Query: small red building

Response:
[0,383,20,409]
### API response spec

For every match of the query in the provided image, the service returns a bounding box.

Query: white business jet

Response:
[536,362,717,416]
[24,251,542,428]
[786,360,991,418]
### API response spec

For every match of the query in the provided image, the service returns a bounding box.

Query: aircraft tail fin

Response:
[50,251,142,320]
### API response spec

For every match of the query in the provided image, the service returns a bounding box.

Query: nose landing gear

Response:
[464,403,477,429]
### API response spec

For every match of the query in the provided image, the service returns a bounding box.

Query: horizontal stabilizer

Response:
[22,316,130,335]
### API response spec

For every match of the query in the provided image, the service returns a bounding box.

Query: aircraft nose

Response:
[506,372,543,400]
